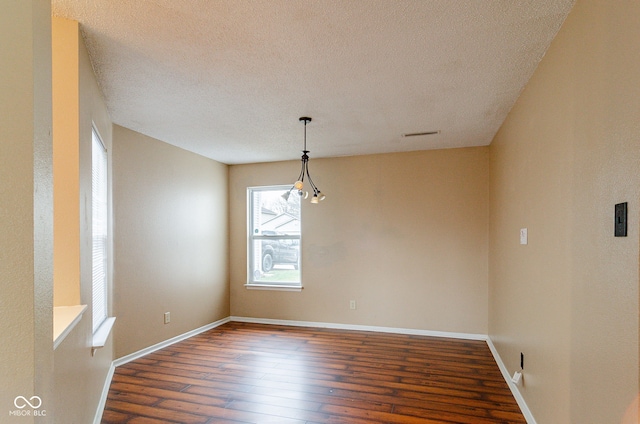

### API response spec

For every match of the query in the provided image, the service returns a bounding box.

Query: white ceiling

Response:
[51,0,574,165]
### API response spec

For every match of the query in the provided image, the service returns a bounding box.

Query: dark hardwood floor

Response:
[101,321,525,424]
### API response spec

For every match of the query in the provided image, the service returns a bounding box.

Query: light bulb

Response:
[317,192,326,201]
[311,194,319,204]
[294,180,304,190]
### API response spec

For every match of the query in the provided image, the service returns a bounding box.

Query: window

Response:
[248,186,301,288]
[91,128,108,333]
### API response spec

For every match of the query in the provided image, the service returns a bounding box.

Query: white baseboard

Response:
[113,316,231,367]
[233,317,535,421]
[486,337,537,424]
[93,316,231,423]
[95,316,533,424]
[92,362,115,424]
[229,316,487,341]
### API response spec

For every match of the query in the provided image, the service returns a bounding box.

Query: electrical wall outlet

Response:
[349,300,356,310]
[164,312,170,324]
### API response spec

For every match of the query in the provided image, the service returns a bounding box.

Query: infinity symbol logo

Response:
[14,396,42,409]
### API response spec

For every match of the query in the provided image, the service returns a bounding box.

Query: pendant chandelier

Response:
[283,117,326,204]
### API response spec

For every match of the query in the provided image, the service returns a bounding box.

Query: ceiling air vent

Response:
[401,130,440,137]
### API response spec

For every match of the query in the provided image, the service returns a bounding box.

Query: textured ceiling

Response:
[51,0,574,165]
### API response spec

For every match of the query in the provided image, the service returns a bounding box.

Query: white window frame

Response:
[91,127,109,334]
[246,185,302,290]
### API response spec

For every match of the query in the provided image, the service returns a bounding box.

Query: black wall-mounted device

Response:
[615,202,627,237]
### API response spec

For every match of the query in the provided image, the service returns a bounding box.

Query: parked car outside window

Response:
[261,231,299,271]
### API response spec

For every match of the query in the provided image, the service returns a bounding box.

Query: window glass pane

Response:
[250,188,300,235]
[92,128,108,332]
[248,186,301,285]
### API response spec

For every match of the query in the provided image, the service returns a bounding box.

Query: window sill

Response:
[244,284,303,292]
[53,305,88,350]
[92,316,116,355]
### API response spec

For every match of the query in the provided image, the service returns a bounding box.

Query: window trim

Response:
[246,185,302,289]
[243,283,304,292]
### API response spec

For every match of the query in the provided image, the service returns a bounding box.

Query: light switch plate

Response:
[520,228,528,245]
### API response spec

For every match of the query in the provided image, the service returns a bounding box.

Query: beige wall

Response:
[489,0,640,422]
[230,147,489,334]
[52,17,80,307]
[112,126,229,358]
[0,1,53,422]
[52,17,115,424]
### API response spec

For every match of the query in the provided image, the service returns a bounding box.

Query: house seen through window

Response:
[248,186,301,287]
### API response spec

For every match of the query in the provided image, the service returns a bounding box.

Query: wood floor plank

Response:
[104,399,210,423]
[102,322,525,423]
[156,399,309,423]
[101,409,130,424]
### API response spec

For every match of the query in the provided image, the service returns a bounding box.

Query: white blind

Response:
[92,128,108,333]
